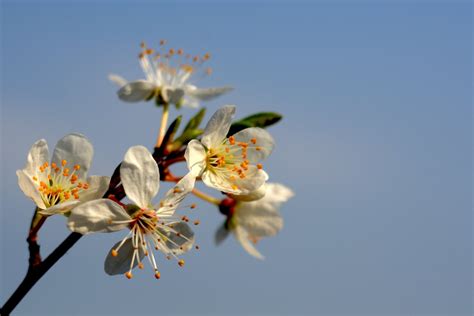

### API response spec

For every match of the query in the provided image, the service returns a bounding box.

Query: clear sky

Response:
[1,1,472,315]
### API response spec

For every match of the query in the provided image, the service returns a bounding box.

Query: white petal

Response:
[201,105,236,149]
[264,183,295,205]
[39,200,81,215]
[16,170,46,209]
[108,74,128,87]
[202,165,267,195]
[120,146,159,208]
[23,139,50,177]
[235,202,283,237]
[215,221,229,245]
[104,238,145,275]
[162,87,185,105]
[155,172,196,217]
[117,80,155,102]
[78,175,110,202]
[232,127,275,163]
[232,183,267,202]
[184,140,206,177]
[234,226,264,260]
[186,86,233,101]
[51,133,93,179]
[158,222,195,255]
[181,96,200,109]
[67,199,130,234]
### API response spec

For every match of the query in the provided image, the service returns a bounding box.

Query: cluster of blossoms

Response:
[16,40,294,280]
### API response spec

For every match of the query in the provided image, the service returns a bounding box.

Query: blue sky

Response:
[1,1,472,315]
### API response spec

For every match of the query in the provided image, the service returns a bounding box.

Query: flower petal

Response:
[155,172,196,217]
[16,170,46,209]
[23,139,50,177]
[215,221,229,245]
[158,222,195,255]
[67,199,130,234]
[184,140,206,177]
[120,146,159,208]
[162,87,185,105]
[39,200,81,215]
[51,133,93,179]
[104,238,145,275]
[232,183,267,202]
[186,86,233,101]
[232,127,275,163]
[201,105,236,149]
[235,202,283,237]
[202,165,267,195]
[108,74,128,87]
[117,80,155,102]
[233,226,264,260]
[78,175,110,202]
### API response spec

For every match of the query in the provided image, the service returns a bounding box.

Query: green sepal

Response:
[183,108,206,133]
[227,112,282,135]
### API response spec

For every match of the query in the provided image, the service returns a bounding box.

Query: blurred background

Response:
[1,1,472,315]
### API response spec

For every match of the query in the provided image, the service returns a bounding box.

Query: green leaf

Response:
[228,112,282,135]
[156,116,182,154]
[183,108,206,133]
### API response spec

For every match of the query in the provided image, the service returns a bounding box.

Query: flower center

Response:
[207,136,264,190]
[32,160,89,208]
[138,40,212,87]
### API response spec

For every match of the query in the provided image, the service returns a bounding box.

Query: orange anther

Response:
[138,262,144,270]
[51,162,57,169]
[154,271,161,279]
[256,147,262,151]
[178,259,185,267]
[111,249,118,257]
[32,176,38,181]
[250,138,257,144]
[194,220,200,226]
[145,48,154,55]
[190,203,197,209]
[229,136,235,145]
[160,39,166,46]
[257,163,263,169]
[125,272,133,279]
[169,48,175,55]
[74,165,80,170]
[61,160,67,166]
[177,48,183,55]
[71,174,78,181]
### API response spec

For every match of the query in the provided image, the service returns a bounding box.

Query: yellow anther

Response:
[178,259,185,267]
[173,188,182,193]
[256,147,262,151]
[111,249,118,257]
[61,160,67,166]
[125,272,133,279]
[232,184,238,190]
[32,176,38,181]
[154,271,161,279]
